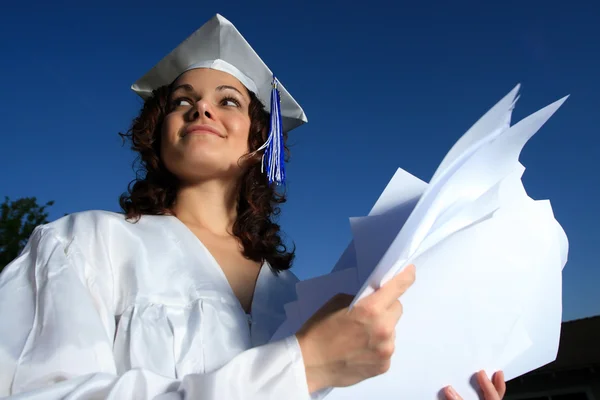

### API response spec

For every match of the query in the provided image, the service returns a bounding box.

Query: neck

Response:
[171,179,240,236]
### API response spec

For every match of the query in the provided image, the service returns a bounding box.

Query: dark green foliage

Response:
[0,197,54,272]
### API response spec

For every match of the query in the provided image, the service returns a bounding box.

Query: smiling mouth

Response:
[184,129,219,137]
[183,125,222,137]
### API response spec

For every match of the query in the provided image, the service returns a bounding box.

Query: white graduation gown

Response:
[0,210,325,399]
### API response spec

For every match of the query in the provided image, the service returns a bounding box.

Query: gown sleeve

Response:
[0,225,321,400]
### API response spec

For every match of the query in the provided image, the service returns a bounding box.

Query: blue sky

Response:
[1,1,598,322]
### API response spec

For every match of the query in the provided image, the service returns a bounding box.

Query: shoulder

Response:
[30,209,173,282]
[41,210,164,242]
[3,211,138,296]
[34,211,170,269]
[44,210,125,234]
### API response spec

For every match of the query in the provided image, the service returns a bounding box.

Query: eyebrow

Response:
[170,83,194,94]
[170,83,246,98]
[216,85,245,97]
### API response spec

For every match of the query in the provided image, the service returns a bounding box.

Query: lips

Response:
[183,124,223,137]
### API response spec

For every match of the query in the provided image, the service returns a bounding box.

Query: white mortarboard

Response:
[131,13,307,185]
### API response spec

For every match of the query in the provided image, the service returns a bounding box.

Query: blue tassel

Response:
[259,77,285,185]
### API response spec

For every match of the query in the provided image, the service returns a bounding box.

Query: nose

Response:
[189,99,214,121]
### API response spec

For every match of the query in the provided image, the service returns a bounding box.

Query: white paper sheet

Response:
[430,84,519,183]
[331,168,427,274]
[295,268,360,325]
[324,181,565,399]
[272,86,569,399]
[497,200,566,380]
[271,302,303,342]
[353,93,569,305]
[369,168,428,217]
[348,87,520,304]
[272,169,427,341]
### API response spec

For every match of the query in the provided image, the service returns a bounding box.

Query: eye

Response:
[171,97,193,107]
[221,96,241,107]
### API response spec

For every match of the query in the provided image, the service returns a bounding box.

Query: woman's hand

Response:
[295,265,416,393]
[443,370,506,399]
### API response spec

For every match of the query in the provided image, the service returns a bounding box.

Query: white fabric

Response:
[131,13,308,134]
[0,210,323,399]
[185,59,258,94]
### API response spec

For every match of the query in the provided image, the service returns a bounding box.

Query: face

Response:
[161,68,252,184]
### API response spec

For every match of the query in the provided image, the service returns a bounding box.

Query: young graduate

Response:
[0,14,505,400]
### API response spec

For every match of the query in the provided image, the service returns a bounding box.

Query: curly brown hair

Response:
[118,84,294,273]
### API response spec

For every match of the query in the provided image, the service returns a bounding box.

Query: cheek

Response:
[227,116,252,150]
[162,113,180,138]
[161,115,182,148]
[160,115,182,164]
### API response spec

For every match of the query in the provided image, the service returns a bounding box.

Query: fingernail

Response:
[446,386,459,400]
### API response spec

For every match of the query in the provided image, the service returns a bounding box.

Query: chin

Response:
[180,145,225,166]
[163,145,247,181]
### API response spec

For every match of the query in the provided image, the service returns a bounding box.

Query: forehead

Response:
[171,68,248,93]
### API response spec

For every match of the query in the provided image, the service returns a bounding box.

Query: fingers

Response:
[444,370,505,400]
[492,371,506,398]
[366,300,399,342]
[358,264,415,312]
[443,386,463,400]
[372,304,399,343]
[477,370,502,400]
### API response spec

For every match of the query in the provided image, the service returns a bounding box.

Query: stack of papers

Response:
[271,85,569,399]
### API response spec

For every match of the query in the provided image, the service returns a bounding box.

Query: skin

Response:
[444,371,506,400]
[297,267,507,398]
[162,68,253,189]
[161,68,507,399]
[162,68,262,312]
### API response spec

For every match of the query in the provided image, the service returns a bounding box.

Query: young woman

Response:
[0,14,506,400]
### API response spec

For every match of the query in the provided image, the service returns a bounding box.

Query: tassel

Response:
[256,77,285,185]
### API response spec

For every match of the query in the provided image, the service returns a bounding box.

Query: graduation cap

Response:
[131,14,307,185]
